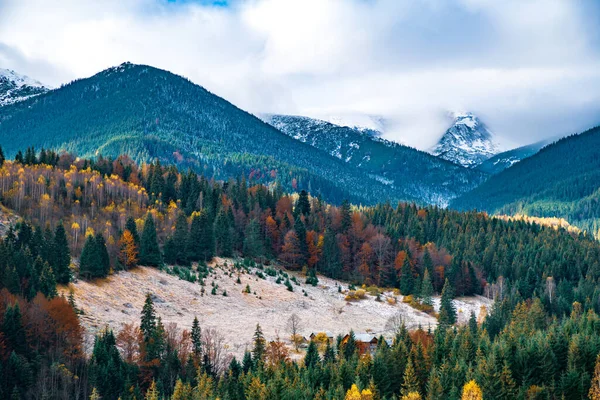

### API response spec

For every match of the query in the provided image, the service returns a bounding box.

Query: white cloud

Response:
[0,0,599,149]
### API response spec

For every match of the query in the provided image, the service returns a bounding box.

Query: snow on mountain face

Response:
[0,69,49,107]
[430,112,498,168]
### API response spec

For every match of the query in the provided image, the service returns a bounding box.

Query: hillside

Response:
[64,260,489,357]
[0,63,480,207]
[263,114,486,206]
[452,125,600,236]
[476,138,553,175]
[0,63,414,206]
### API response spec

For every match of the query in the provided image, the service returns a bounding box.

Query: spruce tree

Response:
[438,279,457,326]
[399,256,414,296]
[295,190,311,217]
[173,213,189,265]
[187,213,203,262]
[214,209,232,257]
[252,324,266,363]
[0,145,4,167]
[95,233,110,276]
[141,293,157,342]
[304,340,320,368]
[125,217,140,248]
[53,222,71,284]
[243,218,264,259]
[79,234,100,279]
[197,211,214,261]
[140,213,161,267]
[191,316,202,359]
[401,358,420,397]
[420,268,434,306]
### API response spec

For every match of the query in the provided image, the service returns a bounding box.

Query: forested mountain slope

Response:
[476,137,553,175]
[0,63,479,206]
[263,114,486,206]
[452,125,600,236]
[0,63,408,205]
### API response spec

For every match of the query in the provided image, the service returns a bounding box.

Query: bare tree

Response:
[546,276,556,303]
[385,309,415,333]
[286,313,303,351]
[202,327,232,376]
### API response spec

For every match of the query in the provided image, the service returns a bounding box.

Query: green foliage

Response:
[438,279,457,326]
[140,213,161,267]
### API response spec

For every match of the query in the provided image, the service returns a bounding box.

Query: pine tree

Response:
[139,213,161,267]
[141,293,157,342]
[53,222,71,284]
[400,256,414,295]
[243,218,264,259]
[305,340,320,368]
[420,268,434,306]
[252,324,266,363]
[95,233,110,276]
[38,261,57,299]
[426,367,444,400]
[295,190,311,217]
[214,209,232,257]
[191,316,202,359]
[80,234,101,279]
[438,279,457,326]
[173,213,189,265]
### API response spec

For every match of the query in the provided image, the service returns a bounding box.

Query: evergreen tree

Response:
[53,222,71,284]
[340,200,352,232]
[173,213,189,265]
[95,233,110,276]
[0,145,4,167]
[420,268,434,306]
[295,190,311,217]
[243,218,264,259]
[125,216,140,248]
[191,316,202,359]
[401,358,420,397]
[438,279,457,326]
[304,340,320,368]
[214,209,232,257]
[80,234,102,279]
[141,293,157,342]
[140,213,161,267]
[187,213,203,262]
[252,324,266,364]
[294,216,308,267]
[343,331,357,360]
[400,256,414,295]
[38,261,57,299]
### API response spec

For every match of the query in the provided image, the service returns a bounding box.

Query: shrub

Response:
[243,284,251,294]
[285,278,294,292]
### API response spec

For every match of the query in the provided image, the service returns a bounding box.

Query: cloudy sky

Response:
[1,0,599,149]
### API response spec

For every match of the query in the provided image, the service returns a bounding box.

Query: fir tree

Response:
[80,234,102,279]
[53,221,71,284]
[191,316,202,359]
[139,213,161,267]
[243,218,264,259]
[95,233,110,276]
[125,216,140,248]
[252,324,266,363]
[304,340,320,368]
[438,279,457,326]
[295,190,311,217]
[401,358,420,397]
[400,256,414,295]
[173,213,189,265]
[420,268,434,306]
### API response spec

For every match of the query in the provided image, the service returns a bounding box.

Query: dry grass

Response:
[60,258,491,358]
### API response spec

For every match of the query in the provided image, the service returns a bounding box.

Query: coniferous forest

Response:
[2,146,600,399]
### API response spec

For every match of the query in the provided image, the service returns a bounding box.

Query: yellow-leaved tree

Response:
[345,384,374,400]
[589,355,600,400]
[461,380,483,400]
[118,229,138,269]
[401,393,422,400]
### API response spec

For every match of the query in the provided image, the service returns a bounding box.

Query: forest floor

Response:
[59,258,492,358]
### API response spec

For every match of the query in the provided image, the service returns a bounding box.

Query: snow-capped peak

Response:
[0,68,49,106]
[430,112,498,168]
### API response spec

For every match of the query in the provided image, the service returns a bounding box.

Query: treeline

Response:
[2,146,600,318]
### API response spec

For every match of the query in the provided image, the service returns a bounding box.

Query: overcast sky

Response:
[1,0,599,149]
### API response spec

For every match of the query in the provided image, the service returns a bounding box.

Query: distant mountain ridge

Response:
[0,68,48,106]
[452,125,600,237]
[262,114,486,206]
[431,112,498,168]
[476,138,554,175]
[0,63,482,206]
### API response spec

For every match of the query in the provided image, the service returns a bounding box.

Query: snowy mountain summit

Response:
[0,69,48,106]
[431,112,498,168]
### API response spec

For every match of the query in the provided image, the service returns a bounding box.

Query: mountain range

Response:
[1,62,598,233]
[0,63,483,206]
